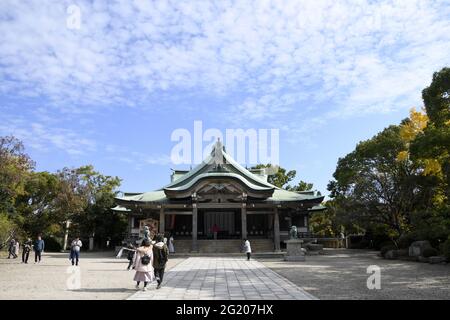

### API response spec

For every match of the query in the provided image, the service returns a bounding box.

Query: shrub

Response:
[422,247,438,258]
[441,237,450,260]
[0,213,17,250]
[397,234,416,249]
[380,245,397,257]
[351,239,370,249]
[43,237,62,252]
[395,249,408,257]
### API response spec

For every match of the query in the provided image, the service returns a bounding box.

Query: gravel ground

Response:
[2,249,449,300]
[0,251,184,300]
[260,249,450,300]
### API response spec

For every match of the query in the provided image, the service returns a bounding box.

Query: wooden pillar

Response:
[159,207,165,234]
[129,216,134,234]
[191,204,198,252]
[274,207,281,252]
[241,204,247,239]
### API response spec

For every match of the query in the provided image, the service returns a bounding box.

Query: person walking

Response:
[168,234,175,254]
[70,237,82,266]
[7,238,17,259]
[126,243,136,270]
[33,235,45,263]
[14,240,20,257]
[243,239,252,261]
[133,239,154,291]
[152,234,169,289]
[143,226,150,240]
[22,238,32,264]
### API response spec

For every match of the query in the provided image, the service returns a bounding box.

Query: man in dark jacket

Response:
[33,235,45,263]
[22,238,32,263]
[7,238,17,259]
[152,234,169,289]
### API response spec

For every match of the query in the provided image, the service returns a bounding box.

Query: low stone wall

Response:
[316,238,342,248]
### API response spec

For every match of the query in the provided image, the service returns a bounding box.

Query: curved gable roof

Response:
[115,140,324,205]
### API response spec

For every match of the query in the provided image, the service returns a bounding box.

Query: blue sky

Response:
[1,0,449,197]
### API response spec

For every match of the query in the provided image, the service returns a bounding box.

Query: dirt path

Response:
[0,251,184,300]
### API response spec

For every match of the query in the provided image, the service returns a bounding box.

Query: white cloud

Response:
[0,0,449,149]
[0,114,97,156]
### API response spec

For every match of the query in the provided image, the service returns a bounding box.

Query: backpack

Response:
[158,247,168,265]
[141,253,151,265]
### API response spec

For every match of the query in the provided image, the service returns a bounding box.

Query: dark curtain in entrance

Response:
[204,212,235,237]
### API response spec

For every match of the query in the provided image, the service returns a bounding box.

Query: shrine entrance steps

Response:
[172,239,274,254]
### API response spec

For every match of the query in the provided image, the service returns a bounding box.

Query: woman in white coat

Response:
[168,234,175,253]
[133,238,155,291]
[243,239,251,261]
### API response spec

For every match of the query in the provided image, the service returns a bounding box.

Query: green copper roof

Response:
[162,140,274,191]
[115,140,324,205]
[165,172,273,192]
[118,190,168,203]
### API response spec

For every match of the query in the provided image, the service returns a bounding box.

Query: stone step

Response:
[170,239,274,253]
[170,252,285,259]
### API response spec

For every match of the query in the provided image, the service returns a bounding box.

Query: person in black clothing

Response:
[152,234,169,289]
[7,239,17,259]
[126,243,136,270]
[22,238,32,264]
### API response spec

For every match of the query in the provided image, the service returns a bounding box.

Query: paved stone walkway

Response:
[128,257,316,300]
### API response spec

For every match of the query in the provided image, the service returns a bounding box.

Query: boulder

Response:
[409,241,432,257]
[395,249,408,257]
[305,243,324,251]
[429,256,447,264]
[385,250,397,260]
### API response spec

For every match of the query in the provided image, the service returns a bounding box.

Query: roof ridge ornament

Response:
[212,138,225,166]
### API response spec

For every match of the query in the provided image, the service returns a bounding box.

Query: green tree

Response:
[408,68,450,245]
[68,165,123,247]
[0,136,34,214]
[0,213,17,249]
[286,180,314,192]
[410,68,450,206]
[251,164,296,188]
[327,125,431,242]
[14,171,61,237]
[309,209,337,237]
